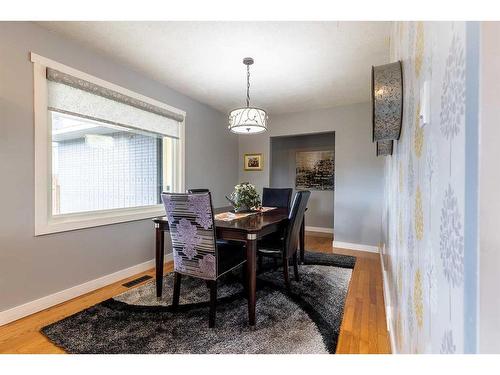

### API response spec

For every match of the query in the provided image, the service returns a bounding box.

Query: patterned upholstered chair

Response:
[187,188,210,194]
[257,190,311,290]
[188,188,233,247]
[161,192,247,328]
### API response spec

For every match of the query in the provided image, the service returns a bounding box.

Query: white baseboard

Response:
[332,241,379,253]
[305,226,333,234]
[379,247,397,354]
[0,253,173,327]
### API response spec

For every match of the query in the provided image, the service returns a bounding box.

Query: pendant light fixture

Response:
[228,57,268,134]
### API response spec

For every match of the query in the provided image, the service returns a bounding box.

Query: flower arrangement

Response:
[225,182,261,212]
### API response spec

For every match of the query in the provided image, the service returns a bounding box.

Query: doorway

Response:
[269,132,335,232]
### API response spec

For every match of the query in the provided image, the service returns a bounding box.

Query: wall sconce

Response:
[372,61,403,144]
[376,140,393,156]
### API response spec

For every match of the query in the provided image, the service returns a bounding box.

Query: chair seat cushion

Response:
[258,248,282,259]
[217,241,246,277]
[257,233,284,256]
[260,232,284,245]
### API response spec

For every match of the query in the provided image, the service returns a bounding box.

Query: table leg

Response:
[299,217,305,264]
[246,233,257,326]
[155,224,164,299]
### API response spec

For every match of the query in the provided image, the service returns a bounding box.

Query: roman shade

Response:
[46,68,183,138]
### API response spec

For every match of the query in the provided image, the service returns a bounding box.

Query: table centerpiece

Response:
[225,182,261,213]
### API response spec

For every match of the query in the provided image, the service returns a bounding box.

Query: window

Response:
[32,53,185,235]
[51,112,178,215]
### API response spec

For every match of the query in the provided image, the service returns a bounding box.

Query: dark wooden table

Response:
[153,206,306,326]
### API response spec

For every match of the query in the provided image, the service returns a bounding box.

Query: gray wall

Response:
[0,22,238,311]
[479,22,500,353]
[239,102,384,246]
[270,132,335,229]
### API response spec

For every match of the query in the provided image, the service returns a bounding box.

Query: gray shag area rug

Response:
[41,251,355,354]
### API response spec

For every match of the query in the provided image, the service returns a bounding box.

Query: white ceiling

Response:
[38,21,391,114]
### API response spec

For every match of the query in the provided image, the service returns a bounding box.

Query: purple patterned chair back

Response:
[161,192,217,280]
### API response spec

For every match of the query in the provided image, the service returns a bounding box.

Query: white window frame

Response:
[31,53,186,236]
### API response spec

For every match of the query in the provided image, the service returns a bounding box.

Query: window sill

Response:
[35,204,165,236]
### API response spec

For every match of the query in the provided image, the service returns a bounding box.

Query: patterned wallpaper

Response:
[381,22,469,353]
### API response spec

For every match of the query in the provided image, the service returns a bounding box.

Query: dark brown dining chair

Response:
[259,187,293,270]
[161,192,247,328]
[257,190,311,290]
[262,187,293,212]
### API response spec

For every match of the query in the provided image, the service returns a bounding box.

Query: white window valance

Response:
[47,68,183,138]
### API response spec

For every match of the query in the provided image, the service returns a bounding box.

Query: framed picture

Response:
[244,153,263,171]
[295,150,334,190]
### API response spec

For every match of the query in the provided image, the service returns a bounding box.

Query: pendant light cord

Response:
[246,64,250,107]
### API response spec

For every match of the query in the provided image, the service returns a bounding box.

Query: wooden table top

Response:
[153,206,288,234]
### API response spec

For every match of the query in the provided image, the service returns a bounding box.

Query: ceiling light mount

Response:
[243,57,254,66]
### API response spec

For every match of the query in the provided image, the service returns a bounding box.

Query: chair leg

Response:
[172,272,182,311]
[208,280,217,328]
[300,217,305,264]
[293,252,300,282]
[283,254,291,291]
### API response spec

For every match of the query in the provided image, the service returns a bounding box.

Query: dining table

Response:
[152,206,306,326]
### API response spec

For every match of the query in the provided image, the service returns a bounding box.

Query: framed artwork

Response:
[295,150,334,190]
[244,153,263,171]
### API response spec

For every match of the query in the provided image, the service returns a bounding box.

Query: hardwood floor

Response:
[0,233,390,354]
[305,233,391,354]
